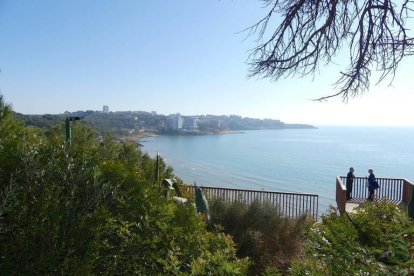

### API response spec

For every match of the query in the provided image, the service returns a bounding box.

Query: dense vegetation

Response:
[13,111,166,137]
[209,200,310,275]
[1,96,250,275]
[208,197,414,275]
[4,95,414,275]
[290,203,414,275]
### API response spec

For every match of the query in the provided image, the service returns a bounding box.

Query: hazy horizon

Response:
[1,1,413,126]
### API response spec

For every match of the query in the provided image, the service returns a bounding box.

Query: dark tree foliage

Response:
[290,203,413,275]
[0,97,250,275]
[247,0,414,101]
[209,199,310,274]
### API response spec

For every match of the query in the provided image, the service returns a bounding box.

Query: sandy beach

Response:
[119,131,158,142]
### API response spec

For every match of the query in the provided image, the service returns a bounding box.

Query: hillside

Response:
[14,111,316,137]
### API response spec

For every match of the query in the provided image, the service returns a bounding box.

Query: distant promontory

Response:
[14,110,316,139]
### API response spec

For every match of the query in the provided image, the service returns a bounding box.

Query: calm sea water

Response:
[141,127,414,213]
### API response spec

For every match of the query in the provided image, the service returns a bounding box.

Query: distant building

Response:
[103,105,109,113]
[209,119,222,129]
[200,117,221,129]
[167,115,184,130]
[183,117,199,130]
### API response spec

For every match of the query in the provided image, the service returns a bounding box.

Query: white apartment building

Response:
[103,105,109,113]
[167,115,184,130]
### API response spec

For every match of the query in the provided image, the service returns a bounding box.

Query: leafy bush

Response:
[209,199,311,275]
[290,203,412,275]
[0,97,250,275]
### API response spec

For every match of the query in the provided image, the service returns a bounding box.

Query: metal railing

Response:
[336,176,414,214]
[181,185,319,220]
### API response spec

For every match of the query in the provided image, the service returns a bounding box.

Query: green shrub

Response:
[209,199,310,275]
[0,98,250,275]
[290,203,412,275]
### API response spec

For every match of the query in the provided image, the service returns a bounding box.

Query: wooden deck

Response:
[345,198,405,213]
[336,176,413,214]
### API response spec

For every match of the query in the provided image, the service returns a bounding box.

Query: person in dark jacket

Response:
[367,168,376,200]
[346,167,355,201]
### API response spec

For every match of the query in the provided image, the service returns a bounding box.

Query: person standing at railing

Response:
[367,168,379,200]
[346,167,355,201]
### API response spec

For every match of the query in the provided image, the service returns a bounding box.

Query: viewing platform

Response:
[178,176,413,222]
[336,176,414,214]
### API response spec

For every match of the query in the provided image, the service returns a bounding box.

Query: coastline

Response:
[159,129,245,136]
[119,129,244,142]
[119,131,158,142]
[214,130,244,135]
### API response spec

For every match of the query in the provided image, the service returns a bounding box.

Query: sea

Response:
[141,127,414,214]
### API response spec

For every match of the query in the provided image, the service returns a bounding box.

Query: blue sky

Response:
[1,0,413,126]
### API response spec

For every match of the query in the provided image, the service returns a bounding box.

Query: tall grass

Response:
[209,199,311,275]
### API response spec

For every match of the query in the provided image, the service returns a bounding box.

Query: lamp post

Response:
[65,116,81,145]
[157,151,160,182]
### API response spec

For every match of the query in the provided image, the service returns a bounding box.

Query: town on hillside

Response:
[14,105,316,138]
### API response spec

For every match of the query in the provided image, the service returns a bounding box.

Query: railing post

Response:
[336,176,347,214]
[403,179,414,205]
